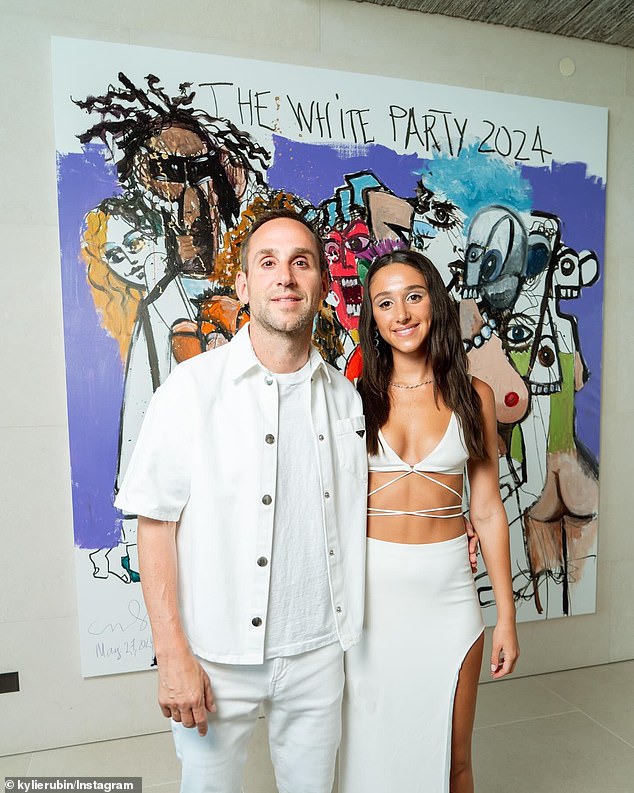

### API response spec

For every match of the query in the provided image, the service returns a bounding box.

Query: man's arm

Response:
[138,516,215,735]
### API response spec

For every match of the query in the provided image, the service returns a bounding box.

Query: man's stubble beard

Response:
[249,295,320,341]
[251,305,317,340]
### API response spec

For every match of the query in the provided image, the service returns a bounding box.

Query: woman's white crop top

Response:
[367,413,468,519]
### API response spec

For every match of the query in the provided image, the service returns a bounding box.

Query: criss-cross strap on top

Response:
[367,413,469,519]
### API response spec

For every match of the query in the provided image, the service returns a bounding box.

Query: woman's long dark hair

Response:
[358,249,488,460]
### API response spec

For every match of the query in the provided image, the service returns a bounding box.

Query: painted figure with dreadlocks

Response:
[77,73,269,582]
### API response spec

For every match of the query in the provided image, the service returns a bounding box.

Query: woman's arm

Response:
[467,378,520,679]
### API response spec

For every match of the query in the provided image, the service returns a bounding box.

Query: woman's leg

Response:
[450,633,484,793]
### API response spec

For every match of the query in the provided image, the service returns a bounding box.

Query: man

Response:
[115,209,367,793]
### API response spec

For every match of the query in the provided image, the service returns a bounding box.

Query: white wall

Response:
[1,0,633,756]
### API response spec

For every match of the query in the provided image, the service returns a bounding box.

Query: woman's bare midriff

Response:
[367,470,466,544]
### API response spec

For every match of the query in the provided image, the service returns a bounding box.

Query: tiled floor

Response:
[2,660,633,793]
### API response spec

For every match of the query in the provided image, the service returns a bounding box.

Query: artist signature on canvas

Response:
[88,598,149,635]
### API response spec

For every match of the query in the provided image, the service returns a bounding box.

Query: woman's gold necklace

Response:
[389,378,434,389]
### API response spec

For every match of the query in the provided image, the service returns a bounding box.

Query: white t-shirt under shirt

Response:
[264,360,338,659]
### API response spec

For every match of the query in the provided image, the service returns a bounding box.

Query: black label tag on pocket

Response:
[356,429,365,438]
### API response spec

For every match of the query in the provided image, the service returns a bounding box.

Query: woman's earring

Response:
[373,327,381,356]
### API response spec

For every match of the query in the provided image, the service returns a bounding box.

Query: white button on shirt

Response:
[115,325,368,665]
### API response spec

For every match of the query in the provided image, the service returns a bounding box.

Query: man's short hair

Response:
[240,208,329,275]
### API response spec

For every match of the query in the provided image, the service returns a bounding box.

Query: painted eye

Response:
[538,345,556,367]
[104,245,127,265]
[559,254,577,277]
[466,244,482,264]
[325,241,340,262]
[346,234,371,253]
[125,233,147,254]
[430,206,457,229]
[423,201,459,230]
[480,250,503,283]
[526,242,550,276]
[504,323,533,346]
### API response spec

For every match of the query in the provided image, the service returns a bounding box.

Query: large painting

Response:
[53,38,606,676]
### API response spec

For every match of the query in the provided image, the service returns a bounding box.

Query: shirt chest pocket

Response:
[333,415,367,480]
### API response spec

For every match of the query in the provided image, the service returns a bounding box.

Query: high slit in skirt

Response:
[340,533,484,793]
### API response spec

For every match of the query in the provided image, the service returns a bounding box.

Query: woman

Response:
[340,249,519,793]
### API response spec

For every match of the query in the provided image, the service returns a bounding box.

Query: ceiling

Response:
[355,0,634,49]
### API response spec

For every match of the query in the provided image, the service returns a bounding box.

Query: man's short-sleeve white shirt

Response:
[115,325,367,665]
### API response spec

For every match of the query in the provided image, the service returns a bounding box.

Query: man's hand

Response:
[465,518,480,573]
[136,518,214,734]
[157,649,216,736]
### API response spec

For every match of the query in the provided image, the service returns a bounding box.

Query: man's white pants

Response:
[171,642,344,793]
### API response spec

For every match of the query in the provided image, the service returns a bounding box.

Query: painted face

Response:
[370,263,433,357]
[554,247,599,300]
[463,206,528,311]
[235,218,328,338]
[410,195,464,287]
[502,267,562,395]
[324,219,371,331]
[103,215,162,286]
[506,311,563,396]
[138,126,223,278]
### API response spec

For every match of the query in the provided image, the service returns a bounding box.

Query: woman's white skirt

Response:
[340,533,484,793]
